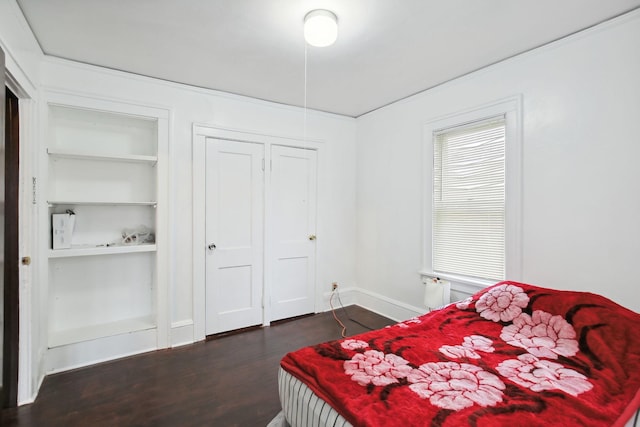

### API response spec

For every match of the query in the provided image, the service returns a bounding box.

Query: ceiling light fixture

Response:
[304,9,338,47]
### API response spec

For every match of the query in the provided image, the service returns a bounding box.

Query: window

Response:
[433,118,506,280]
[423,97,522,286]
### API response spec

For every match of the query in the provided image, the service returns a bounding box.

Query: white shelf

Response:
[48,200,157,207]
[49,244,157,258]
[44,99,168,371]
[49,316,156,348]
[47,148,157,164]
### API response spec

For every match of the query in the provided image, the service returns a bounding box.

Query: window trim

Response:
[422,96,523,287]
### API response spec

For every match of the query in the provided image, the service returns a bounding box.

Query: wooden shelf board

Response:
[49,316,156,348]
[48,200,157,207]
[49,244,157,258]
[47,148,157,164]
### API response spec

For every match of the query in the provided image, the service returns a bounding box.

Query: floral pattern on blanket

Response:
[496,353,592,397]
[408,361,505,410]
[340,284,591,412]
[281,282,640,427]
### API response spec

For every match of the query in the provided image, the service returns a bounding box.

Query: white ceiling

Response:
[16,0,640,117]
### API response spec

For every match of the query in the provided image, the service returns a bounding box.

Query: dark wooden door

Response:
[0,45,6,415]
[1,46,20,410]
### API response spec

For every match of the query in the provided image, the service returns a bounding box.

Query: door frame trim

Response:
[4,64,38,405]
[192,124,322,341]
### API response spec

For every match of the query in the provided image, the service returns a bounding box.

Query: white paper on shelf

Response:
[52,213,75,249]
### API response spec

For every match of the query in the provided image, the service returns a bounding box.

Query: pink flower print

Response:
[464,335,494,353]
[340,339,369,350]
[456,297,473,310]
[496,353,593,397]
[343,350,413,387]
[440,345,480,359]
[440,335,495,359]
[500,310,579,359]
[476,284,529,322]
[396,317,422,329]
[407,362,505,410]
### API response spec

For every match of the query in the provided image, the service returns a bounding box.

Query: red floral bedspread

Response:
[280,282,640,427]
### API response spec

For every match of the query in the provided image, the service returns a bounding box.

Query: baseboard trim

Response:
[321,287,425,322]
[170,320,195,347]
[18,371,43,406]
[353,288,425,322]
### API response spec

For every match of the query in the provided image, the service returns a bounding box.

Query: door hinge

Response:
[262,158,265,171]
[32,177,37,204]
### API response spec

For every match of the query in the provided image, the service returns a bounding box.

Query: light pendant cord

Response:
[303,43,308,145]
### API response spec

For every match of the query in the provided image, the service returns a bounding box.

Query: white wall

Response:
[356,11,640,313]
[39,57,358,337]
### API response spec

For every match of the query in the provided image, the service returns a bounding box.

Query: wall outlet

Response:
[332,282,338,291]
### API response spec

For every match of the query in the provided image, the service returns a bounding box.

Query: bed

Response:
[278,282,640,427]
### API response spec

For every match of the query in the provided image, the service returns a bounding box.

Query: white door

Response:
[205,139,264,335]
[270,145,317,321]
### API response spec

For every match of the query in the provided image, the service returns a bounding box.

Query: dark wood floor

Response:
[2,305,394,427]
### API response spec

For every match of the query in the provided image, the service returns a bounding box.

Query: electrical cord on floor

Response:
[329,289,347,337]
[337,291,376,331]
[328,288,376,336]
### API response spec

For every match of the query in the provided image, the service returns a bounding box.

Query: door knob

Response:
[308,235,316,241]
[208,243,217,250]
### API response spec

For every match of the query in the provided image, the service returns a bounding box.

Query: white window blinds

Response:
[433,117,506,281]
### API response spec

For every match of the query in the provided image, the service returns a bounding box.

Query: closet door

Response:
[205,139,264,334]
[269,145,317,321]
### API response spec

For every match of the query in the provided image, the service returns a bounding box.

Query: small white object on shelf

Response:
[52,212,75,249]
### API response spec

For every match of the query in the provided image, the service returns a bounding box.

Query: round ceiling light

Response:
[304,9,338,47]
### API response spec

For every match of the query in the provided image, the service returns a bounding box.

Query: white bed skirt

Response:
[266,410,288,427]
[277,367,639,427]
[278,367,351,427]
